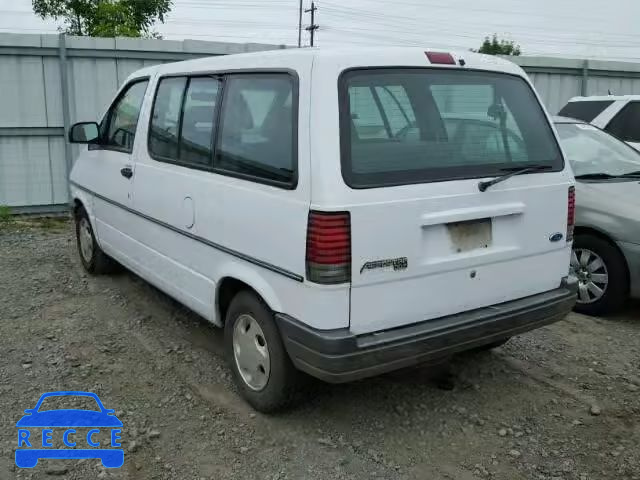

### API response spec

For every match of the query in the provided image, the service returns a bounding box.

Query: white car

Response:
[68,47,577,412]
[558,95,640,151]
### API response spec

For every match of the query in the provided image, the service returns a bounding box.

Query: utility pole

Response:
[305,2,319,47]
[298,0,303,47]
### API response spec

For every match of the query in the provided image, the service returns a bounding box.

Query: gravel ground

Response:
[1,219,639,480]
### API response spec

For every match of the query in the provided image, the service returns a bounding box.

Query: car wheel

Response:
[571,234,629,316]
[224,290,299,413]
[75,206,118,274]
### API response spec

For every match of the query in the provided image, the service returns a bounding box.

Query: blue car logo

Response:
[549,232,564,243]
[16,391,123,469]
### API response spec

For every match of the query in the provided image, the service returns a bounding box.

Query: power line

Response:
[319,3,640,53]
[321,6,638,42]
[1,0,638,61]
[325,9,640,45]
[322,0,609,26]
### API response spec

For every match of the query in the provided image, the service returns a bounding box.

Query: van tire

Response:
[224,291,299,413]
[74,206,118,274]
[572,234,628,316]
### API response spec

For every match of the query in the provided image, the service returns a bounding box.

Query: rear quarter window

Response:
[558,100,613,122]
[214,73,297,188]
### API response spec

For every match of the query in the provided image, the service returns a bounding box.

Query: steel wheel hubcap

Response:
[232,314,270,391]
[79,218,94,263]
[570,248,609,304]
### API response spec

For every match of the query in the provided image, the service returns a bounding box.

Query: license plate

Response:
[447,218,492,253]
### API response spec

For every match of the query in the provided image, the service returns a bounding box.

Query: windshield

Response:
[555,122,640,177]
[340,69,563,188]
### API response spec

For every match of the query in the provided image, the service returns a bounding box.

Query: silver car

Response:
[555,117,640,315]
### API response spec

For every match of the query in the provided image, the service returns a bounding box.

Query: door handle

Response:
[120,167,133,179]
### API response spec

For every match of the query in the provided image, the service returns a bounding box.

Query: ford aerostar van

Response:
[68,47,577,411]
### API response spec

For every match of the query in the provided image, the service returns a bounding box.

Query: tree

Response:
[32,0,172,38]
[477,34,521,56]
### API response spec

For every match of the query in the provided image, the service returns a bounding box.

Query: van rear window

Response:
[339,69,563,188]
[558,100,613,122]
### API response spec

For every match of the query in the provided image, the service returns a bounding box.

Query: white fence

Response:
[2,33,640,212]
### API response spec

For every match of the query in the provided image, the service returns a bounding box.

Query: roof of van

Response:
[567,95,640,102]
[128,46,525,80]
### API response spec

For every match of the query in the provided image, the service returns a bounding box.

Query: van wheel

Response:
[224,291,299,413]
[571,234,628,316]
[75,206,118,274]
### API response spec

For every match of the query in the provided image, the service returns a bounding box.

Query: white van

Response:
[68,47,577,412]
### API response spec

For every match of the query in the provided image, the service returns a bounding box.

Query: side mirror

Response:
[105,409,115,415]
[23,409,34,415]
[69,122,100,144]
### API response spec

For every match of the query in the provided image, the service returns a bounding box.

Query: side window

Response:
[215,74,296,186]
[149,77,187,160]
[606,102,640,142]
[148,76,221,167]
[102,80,149,152]
[180,77,220,166]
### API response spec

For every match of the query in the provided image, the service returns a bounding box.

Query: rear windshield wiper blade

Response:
[575,173,618,180]
[575,172,640,180]
[478,165,553,192]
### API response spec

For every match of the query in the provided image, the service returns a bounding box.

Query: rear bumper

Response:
[618,241,640,298]
[276,277,577,383]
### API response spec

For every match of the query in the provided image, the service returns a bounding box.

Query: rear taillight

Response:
[567,186,576,242]
[306,211,351,284]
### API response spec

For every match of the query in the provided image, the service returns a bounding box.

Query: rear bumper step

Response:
[276,277,578,383]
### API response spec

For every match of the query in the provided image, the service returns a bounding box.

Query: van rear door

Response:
[340,69,573,334]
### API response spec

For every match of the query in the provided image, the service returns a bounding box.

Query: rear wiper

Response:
[478,165,553,192]
[575,173,619,180]
[575,171,640,180]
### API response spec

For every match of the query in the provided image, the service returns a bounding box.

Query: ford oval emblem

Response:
[549,232,564,243]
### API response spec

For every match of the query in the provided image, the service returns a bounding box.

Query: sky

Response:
[1,0,640,61]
